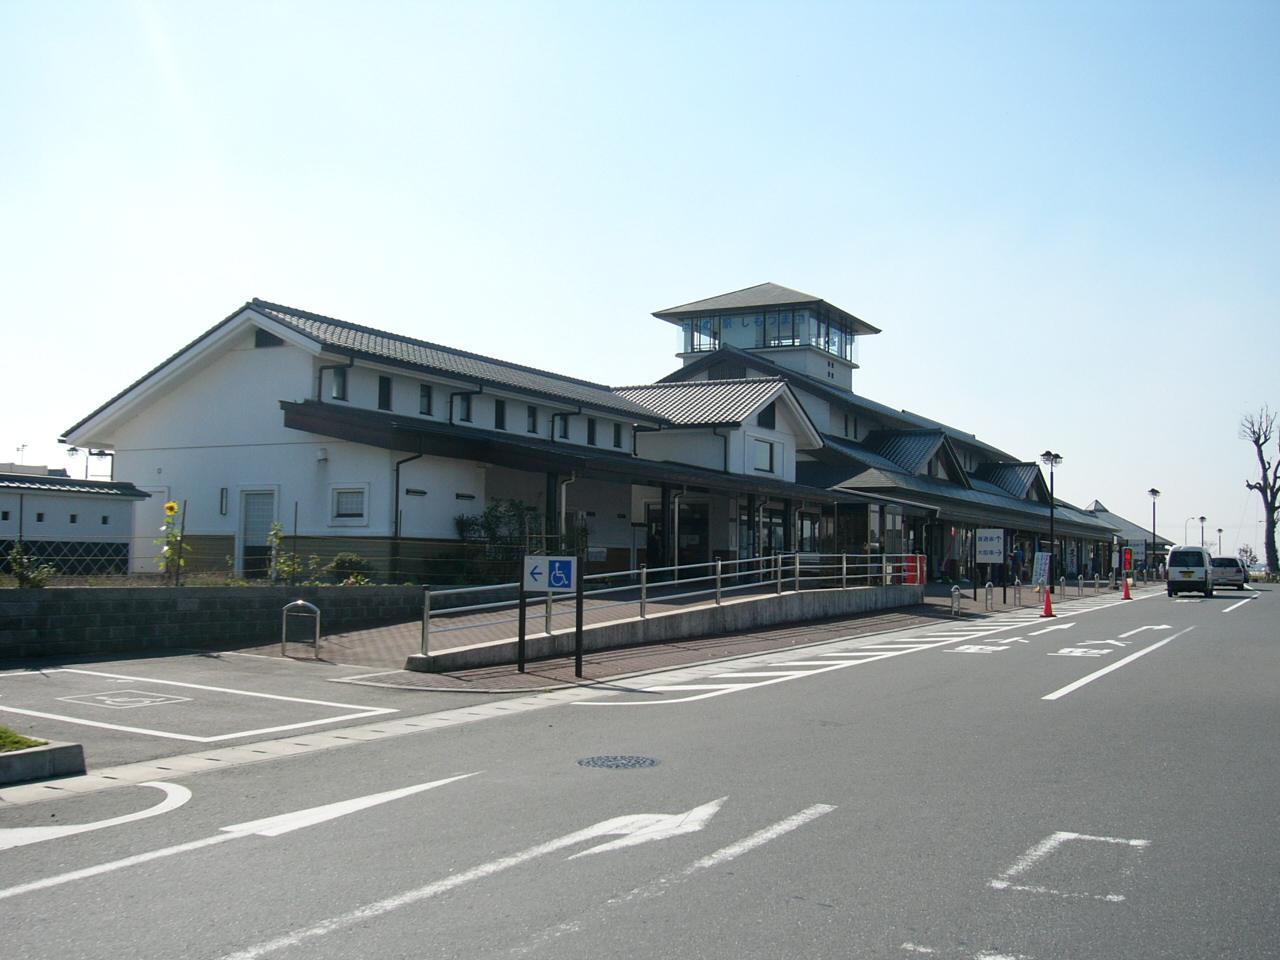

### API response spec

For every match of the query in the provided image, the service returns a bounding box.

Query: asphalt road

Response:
[1,585,1275,960]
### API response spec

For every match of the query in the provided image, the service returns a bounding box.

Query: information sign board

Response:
[1032,551,1052,585]
[522,555,577,593]
[976,529,1005,564]
[1126,540,1147,560]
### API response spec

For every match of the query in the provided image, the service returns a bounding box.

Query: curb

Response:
[0,740,87,786]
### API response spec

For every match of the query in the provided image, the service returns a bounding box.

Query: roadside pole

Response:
[517,588,527,674]
[574,569,585,678]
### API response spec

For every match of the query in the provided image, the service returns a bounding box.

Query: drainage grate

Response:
[577,755,659,770]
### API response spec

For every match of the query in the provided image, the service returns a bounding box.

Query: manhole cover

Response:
[577,756,659,770]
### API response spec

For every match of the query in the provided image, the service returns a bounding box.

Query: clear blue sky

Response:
[2,1,1276,553]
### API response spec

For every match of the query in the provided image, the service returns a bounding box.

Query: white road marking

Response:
[216,797,791,960]
[1047,648,1110,657]
[1029,623,1075,635]
[681,803,835,872]
[988,830,1150,901]
[1117,625,1171,638]
[568,798,725,859]
[0,668,396,742]
[1042,627,1194,700]
[946,645,1009,654]
[0,774,473,901]
[1222,595,1258,613]
[0,782,190,851]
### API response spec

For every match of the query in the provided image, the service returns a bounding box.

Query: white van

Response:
[1167,546,1213,597]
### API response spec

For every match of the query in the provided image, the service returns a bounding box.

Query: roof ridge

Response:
[253,299,619,393]
[614,377,784,391]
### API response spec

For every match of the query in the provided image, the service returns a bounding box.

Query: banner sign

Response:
[1032,551,1052,585]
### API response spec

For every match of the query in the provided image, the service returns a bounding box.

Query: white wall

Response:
[0,490,135,542]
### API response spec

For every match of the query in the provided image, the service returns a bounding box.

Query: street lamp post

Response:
[1185,517,1197,544]
[1199,516,1207,548]
[1148,488,1160,574]
[1217,528,1223,555]
[1041,451,1062,592]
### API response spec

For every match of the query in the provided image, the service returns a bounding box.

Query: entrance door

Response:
[676,501,710,568]
[241,492,275,578]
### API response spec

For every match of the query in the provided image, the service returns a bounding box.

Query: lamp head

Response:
[1148,488,1160,499]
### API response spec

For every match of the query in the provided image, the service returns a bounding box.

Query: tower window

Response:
[419,384,433,416]
[586,418,597,445]
[558,415,569,439]
[494,399,506,430]
[377,376,392,411]
[331,366,348,401]
[613,423,623,448]
[457,394,473,422]
[254,328,284,348]
[526,405,538,433]
[756,402,776,430]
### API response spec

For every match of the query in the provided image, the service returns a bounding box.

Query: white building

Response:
[0,465,148,575]
[62,298,856,580]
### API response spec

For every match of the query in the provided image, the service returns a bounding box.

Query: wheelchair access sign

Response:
[523,555,577,593]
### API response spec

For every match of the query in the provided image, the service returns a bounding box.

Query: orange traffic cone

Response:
[1041,586,1055,617]
[1123,577,1132,600]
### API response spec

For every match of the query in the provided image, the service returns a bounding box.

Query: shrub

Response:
[325,552,373,581]
[7,543,56,589]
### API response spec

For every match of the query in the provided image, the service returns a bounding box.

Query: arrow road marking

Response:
[0,782,190,851]
[0,774,475,902]
[1117,625,1171,638]
[567,797,724,858]
[219,797,731,960]
[1029,623,1076,635]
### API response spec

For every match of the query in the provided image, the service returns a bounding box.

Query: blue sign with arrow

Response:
[523,555,576,593]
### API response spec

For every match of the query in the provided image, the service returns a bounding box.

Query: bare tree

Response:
[1241,406,1280,574]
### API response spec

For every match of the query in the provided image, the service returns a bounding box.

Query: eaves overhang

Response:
[279,400,869,505]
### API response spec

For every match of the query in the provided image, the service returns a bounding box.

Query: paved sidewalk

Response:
[235,580,1126,693]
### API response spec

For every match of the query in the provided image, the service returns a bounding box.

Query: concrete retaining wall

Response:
[406,583,924,672]
[0,584,459,660]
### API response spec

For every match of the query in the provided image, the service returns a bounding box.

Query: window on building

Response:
[101,515,109,524]
[332,366,348,401]
[69,514,77,524]
[36,512,45,522]
[378,376,392,411]
[843,413,850,437]
[613,423,623,448]
[1,511,9,521]
[526,405,538,433]
[586,418,597,445]
[754,439,775,473]
[458,394,473,422]
[558,414,570,439]
[255,328,284,348]
[419,384,433,416]
[494,398,506,430]
[756,402,776,430]
[333,489,365,519]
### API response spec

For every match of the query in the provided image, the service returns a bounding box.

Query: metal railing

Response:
[420,553,925,656]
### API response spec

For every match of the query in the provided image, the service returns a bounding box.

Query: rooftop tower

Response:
[652,282,880,391]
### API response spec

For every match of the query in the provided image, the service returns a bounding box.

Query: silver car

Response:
[1211,556,1249,590]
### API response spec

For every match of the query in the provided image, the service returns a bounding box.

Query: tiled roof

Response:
[1083,503,1173,545]
[0,473,150,499]
[974,462,1041,499]
[253,300,664,422]
[652,283,880,335]
[815,435,906,474]
[612,379,786,426]
[660,345,1013,459]
[864,430,946,475]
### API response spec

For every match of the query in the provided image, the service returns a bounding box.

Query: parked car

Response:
[1167,546,1213,597]
[1211,556,1249,590]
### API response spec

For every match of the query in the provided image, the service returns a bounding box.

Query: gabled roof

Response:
[0,473,150,499]
[863,429,971,487]
[614,378,822,448]
[253,301,664,421]
[659,345,1014,460]
[652,283,881,336]
[974,462,1044,500]
[1083,501,1173,546]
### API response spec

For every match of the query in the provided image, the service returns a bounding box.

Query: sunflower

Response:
[164,501,179,517]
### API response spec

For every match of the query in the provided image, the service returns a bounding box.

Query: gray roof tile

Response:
[254,300,664,421]
[652,283,880,335]
[0,473,150,499]
[613,379,786,426]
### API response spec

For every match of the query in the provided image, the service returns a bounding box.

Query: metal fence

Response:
[420,553,926,656]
